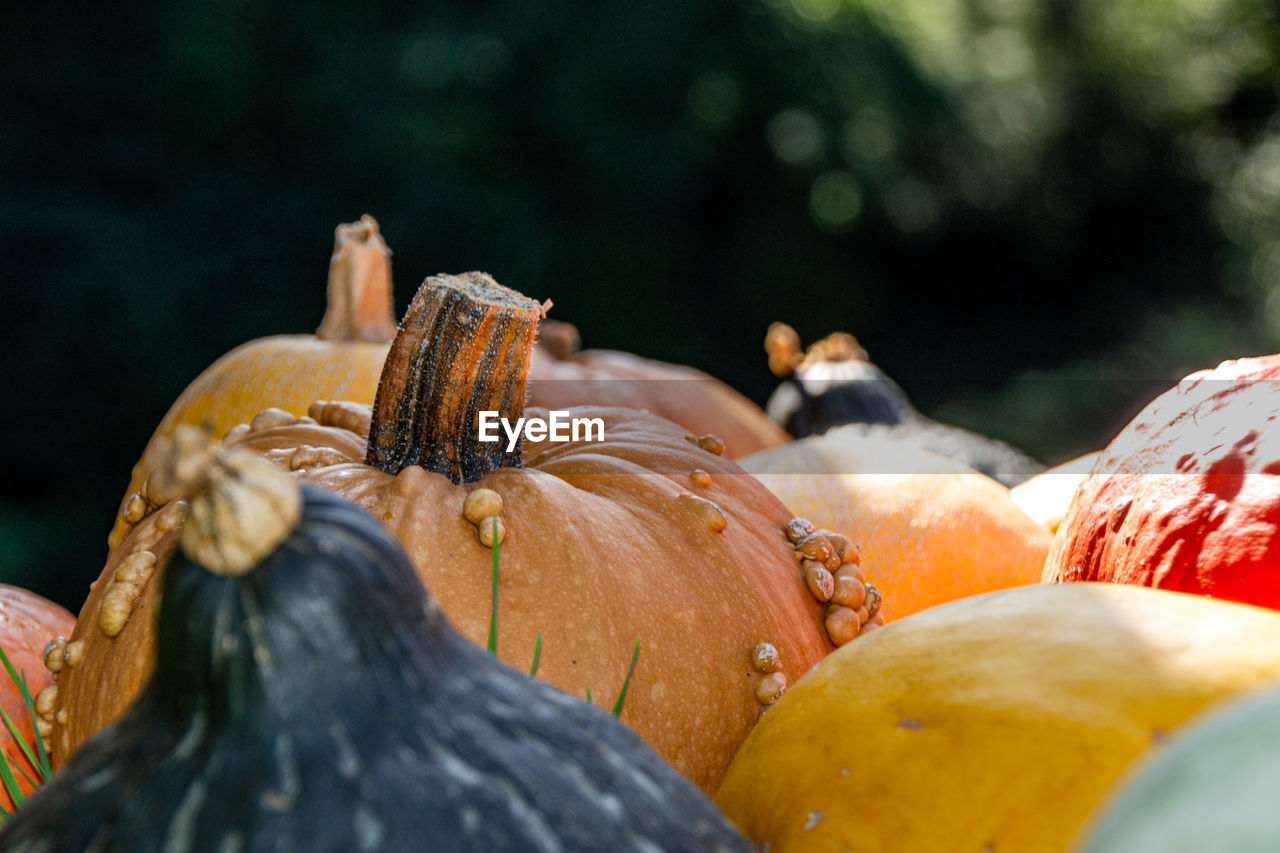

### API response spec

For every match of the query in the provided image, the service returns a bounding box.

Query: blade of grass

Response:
[585,687,592,704]
[0,645,51,825]
[0,705,39,780]
[528,632,541,677]
[10,758,38,791]
[487,516,500,656]
[0,651,47,777]
[0,647,47,779]
[612,638,641,718]
[0,740,25,812]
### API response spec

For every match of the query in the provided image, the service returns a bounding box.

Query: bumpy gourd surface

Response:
[54,404,833,793]
[716,583,1280,853]
[741,430,1052,621]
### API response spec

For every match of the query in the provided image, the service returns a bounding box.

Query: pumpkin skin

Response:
[715,583,1280,853]
[528,319,790,460]
[0,585,73,812]
[3,442,753,852]
[740,428,1052,621]
[107,215,396,549]
[1077,681,1280,852]
[1044,355,1280,607]
[52,275,836,794]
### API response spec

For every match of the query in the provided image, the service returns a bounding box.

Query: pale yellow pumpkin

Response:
[107,215,396,548]
[716,583,1280,852]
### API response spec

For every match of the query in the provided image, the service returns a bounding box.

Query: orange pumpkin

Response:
[528,319,790,460]
[1045,354,1280,608]
[0,584,74,812]
[107,215,396,548]
[740,428,1052,622]
[53,273,841,793]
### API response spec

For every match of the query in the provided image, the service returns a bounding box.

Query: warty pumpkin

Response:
[3,432,754,852]
[1044,354,1280,607]
[528,319,790,460]
[739,428,1052,622]
[50,271,842,794]
[0,585,73,813]
[107,215,397,549]
[715,583,1280,853]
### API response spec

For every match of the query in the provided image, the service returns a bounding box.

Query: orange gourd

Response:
[107,215,396,548]
[52,272,841,794]
[740,428,1052,622]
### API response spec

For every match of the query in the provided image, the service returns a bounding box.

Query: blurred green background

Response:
[4,0,1279,610]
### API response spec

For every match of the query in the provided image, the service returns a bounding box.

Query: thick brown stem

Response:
[366,272,546,482]
[316,214,397,343]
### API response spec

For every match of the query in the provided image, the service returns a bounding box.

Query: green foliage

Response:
[485,515,635,715]
[0,645,50,823]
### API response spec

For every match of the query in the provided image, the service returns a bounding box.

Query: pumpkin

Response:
[51,272,841,793]
[715,583,1280,853]
[107,214,396,549]
[528,319,790,459]
[763,322,1044,485]
[1009,450,1102,532]
[0,585,73,813]
[1077,681,1280,852]
[739,428,1052,622]
[2,433,753,852]
[1044,354,1280,607]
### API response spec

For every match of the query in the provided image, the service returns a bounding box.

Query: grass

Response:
[485,515,638,717]
[0,644,50,824]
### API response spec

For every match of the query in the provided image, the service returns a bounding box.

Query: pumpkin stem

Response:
[316,214,397,343]
[366,272,548,482]
[151,426,302,577]
[537,319,581,361]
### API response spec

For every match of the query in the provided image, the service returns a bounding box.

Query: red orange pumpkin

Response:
[1045,354,1280,607]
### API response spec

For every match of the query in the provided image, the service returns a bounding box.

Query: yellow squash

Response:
[715,583,1280,853]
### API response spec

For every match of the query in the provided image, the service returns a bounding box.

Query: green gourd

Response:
[1077,683,1280,852]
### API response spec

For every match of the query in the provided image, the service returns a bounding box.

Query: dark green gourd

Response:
[0,429,753,852]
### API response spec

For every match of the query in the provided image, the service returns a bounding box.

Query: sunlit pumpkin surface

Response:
[716,583,1280,853]
[1046,354,1280,608]
[740,430,1052,621]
